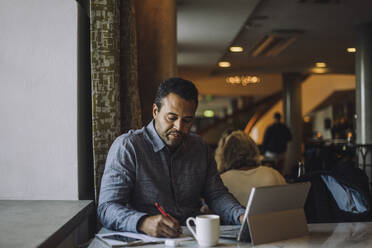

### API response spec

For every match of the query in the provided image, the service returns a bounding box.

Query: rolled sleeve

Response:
[98,202,148,232]
[98,136,146,232]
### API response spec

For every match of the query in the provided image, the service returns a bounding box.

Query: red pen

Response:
[155,202,169,217]
[155,202,183,234]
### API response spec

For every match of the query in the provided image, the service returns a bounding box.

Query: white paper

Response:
[96,230,193,247]
[116,231,192,242]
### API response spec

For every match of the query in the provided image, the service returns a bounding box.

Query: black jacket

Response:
[262,122,292,153]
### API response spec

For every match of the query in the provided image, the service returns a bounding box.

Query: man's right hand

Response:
[138,214,182,237]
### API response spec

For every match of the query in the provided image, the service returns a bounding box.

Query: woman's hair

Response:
[215,130,260,173]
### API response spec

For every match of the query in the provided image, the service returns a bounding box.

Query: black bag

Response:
[296,163,372,223]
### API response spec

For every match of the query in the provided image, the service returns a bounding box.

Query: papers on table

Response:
[219,225,242,239]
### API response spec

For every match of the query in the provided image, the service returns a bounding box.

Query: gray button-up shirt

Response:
[98,121,245,232]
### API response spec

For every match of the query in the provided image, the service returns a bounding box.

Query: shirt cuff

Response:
[235,207,246,225]
[136,214,150,233]
[120,212,149,233]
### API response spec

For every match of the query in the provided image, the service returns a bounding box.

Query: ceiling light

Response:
[203,110,214,118]
[218,61,231,68]
[311,67,328,74]
[229,46,244,52]
[347,47,356,53]
[225,75,261,86]
[250,76,259,83]
[315,62,326,68]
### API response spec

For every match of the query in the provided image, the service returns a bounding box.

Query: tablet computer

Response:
[237,182,311,245]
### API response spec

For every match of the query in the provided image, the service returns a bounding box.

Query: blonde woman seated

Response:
[215,130,286,206]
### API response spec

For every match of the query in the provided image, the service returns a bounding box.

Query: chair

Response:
[295,164,372,223]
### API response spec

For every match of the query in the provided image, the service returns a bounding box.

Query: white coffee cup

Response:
[186,214,220,246]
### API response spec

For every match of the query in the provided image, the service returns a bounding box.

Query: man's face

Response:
[153,93,196,150]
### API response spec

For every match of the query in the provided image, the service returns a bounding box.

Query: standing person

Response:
[215,130,286,206]
[262,112,292,174]
[98,78,245,238]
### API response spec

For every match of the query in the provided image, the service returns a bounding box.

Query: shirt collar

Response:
[145,120,190,154]
[145,120,166,153]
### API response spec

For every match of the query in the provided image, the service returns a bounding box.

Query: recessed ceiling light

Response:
[347,47,356,53]
[218,61,231,68]
[229,46,244,52]
[315,62,326,68]
[312,67,328,74]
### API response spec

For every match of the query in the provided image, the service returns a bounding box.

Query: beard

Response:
[164,129,185,148]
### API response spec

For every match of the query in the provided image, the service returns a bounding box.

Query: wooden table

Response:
[0,200,94,248]
[89,222,372,247]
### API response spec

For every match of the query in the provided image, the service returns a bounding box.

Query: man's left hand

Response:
[239,214,245,224]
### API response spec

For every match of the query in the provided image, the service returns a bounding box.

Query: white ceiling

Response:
[177,0,372,77]
[177,0,261,71]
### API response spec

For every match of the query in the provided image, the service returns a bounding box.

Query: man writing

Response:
[98,78,245,237]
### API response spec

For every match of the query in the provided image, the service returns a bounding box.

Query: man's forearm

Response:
[207,191,245,225]
[98,202,148,232]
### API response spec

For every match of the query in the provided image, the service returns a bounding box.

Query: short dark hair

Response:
[154,77,199,111]
[274,112,281,121]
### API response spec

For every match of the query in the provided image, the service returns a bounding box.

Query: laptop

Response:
[221,182,311,245]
